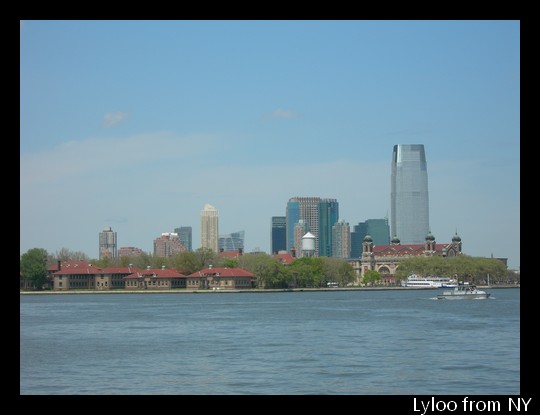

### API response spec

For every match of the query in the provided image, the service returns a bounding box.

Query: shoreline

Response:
[20,285,519,295]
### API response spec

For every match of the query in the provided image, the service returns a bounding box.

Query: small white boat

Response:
[437,283,490,300]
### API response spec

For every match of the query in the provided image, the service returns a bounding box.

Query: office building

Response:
[271,216,287,254]
[350,218,391,257]
[174,226,192,252]
[219,230,245,252]
[318,198,339,257]
[390,144,430,244]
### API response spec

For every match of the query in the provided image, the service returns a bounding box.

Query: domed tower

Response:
[391,235,400,245]
[362,234,374,256]
[424,231,436,254]
[301,232,316,258]
[451,231,462,254]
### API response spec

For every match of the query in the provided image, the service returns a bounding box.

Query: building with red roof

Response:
[124,267,186,290]
[186,266,254,290]
[51,261,141,290]
[52,261,104,290]
[272,252,295,265]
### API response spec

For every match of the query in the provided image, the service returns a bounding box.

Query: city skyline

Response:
[20,21,520,269]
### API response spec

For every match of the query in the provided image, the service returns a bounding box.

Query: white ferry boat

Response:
[401,274,458,288]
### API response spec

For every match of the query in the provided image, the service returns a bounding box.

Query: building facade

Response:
[124,267,186,290]
[99,226,117,260]
[332,219,351,259]
[174,226,192,252]
[153,232,185,257]
[219,230,245,252]
[318,198,339,257]
[118,246,145,257]
[293,220,308,258]
[350,218,390,258]
[186,267,255,290]
[390,144,430,244]
[349,232,463,284]
[271,216,287,254]
[200,204,219,252]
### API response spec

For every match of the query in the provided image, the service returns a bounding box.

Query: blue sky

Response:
[20,20,520,269]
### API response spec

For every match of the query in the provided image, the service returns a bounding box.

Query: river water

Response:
[20,288,520,395]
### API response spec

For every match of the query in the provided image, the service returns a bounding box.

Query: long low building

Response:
[45,261,255,291]
[186,267,255,290]
[124,267,186,290]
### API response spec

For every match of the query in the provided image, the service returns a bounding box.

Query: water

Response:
[20,288,520,395]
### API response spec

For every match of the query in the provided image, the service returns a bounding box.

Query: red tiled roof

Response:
[54,263,104,275]
[48,260,91,272]
[373,243,449,256]
[273,253,295,264]
[187,267,254,278]
[124,268,186,279]
[102,266,141,274]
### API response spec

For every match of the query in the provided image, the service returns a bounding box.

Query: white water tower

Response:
[302,232,316,257]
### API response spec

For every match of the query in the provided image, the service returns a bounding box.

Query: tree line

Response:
[19,247,357,290]
[20,247,517,290]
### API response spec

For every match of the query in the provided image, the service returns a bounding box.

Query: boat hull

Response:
[437,293,490,300]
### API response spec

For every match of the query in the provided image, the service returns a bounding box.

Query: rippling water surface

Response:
[20,288,520,395]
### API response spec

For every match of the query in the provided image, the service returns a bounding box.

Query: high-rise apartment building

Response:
[332,219,351,259]
[200,204,219,252]
[99,226,117,260]
[154,232,185,257]
[391,144,430,244]
[286,197,339,257]
[271,216,287,254]
[174,226,192,252]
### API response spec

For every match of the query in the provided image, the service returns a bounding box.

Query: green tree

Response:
[223,257,239,268]
[395,255,508,284]
[52,247,90,262]
[20,248,49,290]
[288,257,325,288]
[195,247,219,269]
[321,257,356,287]
[170,251,201,275]
[362,269,382,286]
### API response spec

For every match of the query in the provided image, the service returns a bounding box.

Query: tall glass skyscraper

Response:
[318,199,339,257]
[390,144,430,244]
